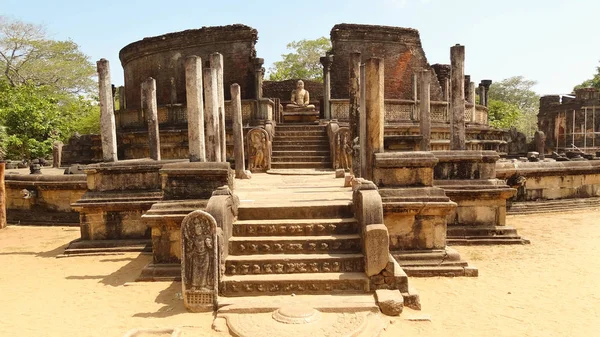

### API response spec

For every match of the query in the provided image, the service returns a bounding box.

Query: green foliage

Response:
[487,99,522,129]
[488,76,540,137]
[574,62,600,92]
[0,80,99,160]
[268,37,331,82]
[0,16,96,94]
[0,17,100,160]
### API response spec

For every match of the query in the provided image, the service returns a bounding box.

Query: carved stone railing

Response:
[329,99,488,126]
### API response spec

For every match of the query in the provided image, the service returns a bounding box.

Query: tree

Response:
[574,62,600,92]
[268,37,331,82]
[487,76,540,137]
[0,17,100,160]
[0,16,96,94]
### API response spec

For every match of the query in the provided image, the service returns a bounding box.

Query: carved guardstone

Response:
[181,210,219,312]
[246,128,271,173]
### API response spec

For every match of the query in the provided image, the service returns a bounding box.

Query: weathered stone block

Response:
[376,289,404,316]
[364,224,389,276]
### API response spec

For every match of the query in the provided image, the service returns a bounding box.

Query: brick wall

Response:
[329,24,443,101]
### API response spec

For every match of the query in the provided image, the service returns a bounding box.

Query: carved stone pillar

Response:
[96,59,118,162]
[141,77,161,160]
[0,163,5,229]
[232,84,251,179]
[210,53,226,162]
[185,56,206,162]
[419,70,431,151]
[321,54,334,120]
[254,58,264,100]
[203,64,221,162]
[450,45,466,150]
[359,63,367,178]
[364,58,385,181]
[481,79,492,107]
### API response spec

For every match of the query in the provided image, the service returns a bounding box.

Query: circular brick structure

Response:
[119,24,258,109]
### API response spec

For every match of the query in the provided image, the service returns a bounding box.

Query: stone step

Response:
[238,202,352,220]
[221,272,369,296]
[446,226,519,237]
[271,156,330,163]
[446,237,530,245]
[272,137,329,144]
[276,131,328,137]
[271,162,332,169]
[232,218,359,236]
[401,266,474,277]
[276,124,325,131]
[272,150,330,157]
[225,253,365,275]
[228,235,362,255]
[272,144,330,151]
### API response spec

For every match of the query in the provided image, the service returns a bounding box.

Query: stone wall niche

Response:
[432,150,529,245]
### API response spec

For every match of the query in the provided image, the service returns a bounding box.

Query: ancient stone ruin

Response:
[5,22,600,337]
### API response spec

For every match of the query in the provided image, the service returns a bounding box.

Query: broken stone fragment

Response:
[376,289,404,316]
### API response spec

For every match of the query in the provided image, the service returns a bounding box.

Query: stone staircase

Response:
[220,202,370,296]
[507,197,600,215]
[271,124,332,170]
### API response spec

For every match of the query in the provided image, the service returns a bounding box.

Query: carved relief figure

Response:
[247,128,271,172]
[287,80,315,109]
[335,128,352,171]
[183,215,214,290]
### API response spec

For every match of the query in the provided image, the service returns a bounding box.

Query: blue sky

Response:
[2,0,598,96]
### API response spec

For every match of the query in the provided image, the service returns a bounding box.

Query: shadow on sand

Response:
[132,281,192,318]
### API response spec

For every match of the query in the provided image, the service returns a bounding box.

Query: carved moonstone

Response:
[181,210,218,312]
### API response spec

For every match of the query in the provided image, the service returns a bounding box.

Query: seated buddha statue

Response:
[286,80,315,110]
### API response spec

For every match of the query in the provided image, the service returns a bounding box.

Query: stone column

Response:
[142,77,161,160]
[0,162,5,229]
[254,58,264,100]
[464,75,471,99]
[450,45,466,150]
[359,63,367,178]
[185,56,206,162]
[481,79,492,107]
[210,53,226,162]
[321,54,334,120]
[52,141,63,168]
[419,70,431,151]
[118,86,126,110]
[364,58,385,181]
[413,73,418,120]
[203,65,221,162]
[468,81,476,123]
[232,84,250,179]
[96,59,118,162]
[348,52,361,145]
[169,77,177,105]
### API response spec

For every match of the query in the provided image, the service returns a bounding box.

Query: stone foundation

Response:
[432,151,528,245]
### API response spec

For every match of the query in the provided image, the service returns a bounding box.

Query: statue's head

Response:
[296,80,304,90]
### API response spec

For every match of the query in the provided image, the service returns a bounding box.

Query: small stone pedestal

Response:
[68,159,183,255]
[432,150,529,245]
[282,107,319,123]
[139,162,234,281]
[373,152,476,277]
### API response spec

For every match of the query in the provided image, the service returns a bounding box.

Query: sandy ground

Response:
[0,209,599,337]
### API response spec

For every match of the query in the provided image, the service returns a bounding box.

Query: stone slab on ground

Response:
[375,289,404,316]
[218,294,379,314]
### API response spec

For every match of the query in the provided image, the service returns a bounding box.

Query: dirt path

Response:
[0,209,598,337]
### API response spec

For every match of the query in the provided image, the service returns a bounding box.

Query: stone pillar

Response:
[450,45,466,150]
[0,162,5,229]
[185,56,206,162]
[96,59,118,162]
[118,86,126,110]
[52,141,63,168]
[468,81,476,123]
[359,63,367,179]
[142,77,161,160]
[321,54,334,120]
[364,58,385,181]
[254,58,265,100]
[348,52,361,146]
[203,65,221,162]
[232,84,250,179]
[481,79,492,107]
[419,70,431,151]
[169,77,177,105]
[210,53,226,162]
[464,75,471,99]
